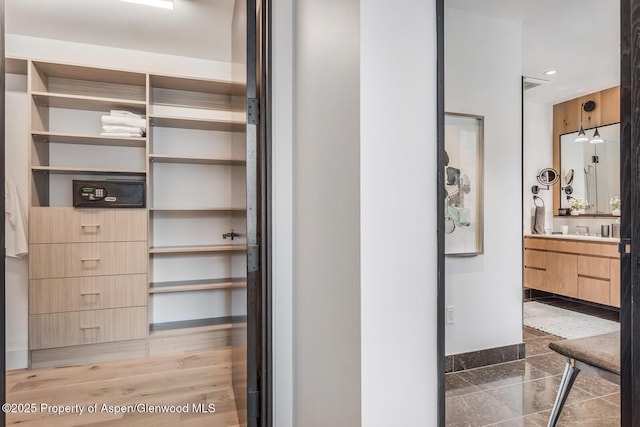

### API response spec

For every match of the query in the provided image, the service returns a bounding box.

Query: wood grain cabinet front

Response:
[523,237,620,308]
[29,207,147,243]
[29,307,147,350]
[28,241,147,279]
[29,274,147,314]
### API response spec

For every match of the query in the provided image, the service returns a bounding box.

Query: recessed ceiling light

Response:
[544,70,557,76]
[120,0,174,9]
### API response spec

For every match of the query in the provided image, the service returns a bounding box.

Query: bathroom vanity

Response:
[524,235,620,308]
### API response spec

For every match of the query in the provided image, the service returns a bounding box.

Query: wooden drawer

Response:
[575,241,618,258]
[524,249,546,269]
[577,276,611,306]
[524,267,547,291]
[29,242,147,279]
[29,306,147,350]
[545,239,579,254]
[524,237,546,250]
[577,255,610,280]
[29,207,147,244]
[30,274,147,314]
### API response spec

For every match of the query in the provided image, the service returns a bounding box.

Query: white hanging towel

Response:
[5,177,28,258]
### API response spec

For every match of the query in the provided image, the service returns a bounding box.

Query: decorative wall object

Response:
[444,113,484,255]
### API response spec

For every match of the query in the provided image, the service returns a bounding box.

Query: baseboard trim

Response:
[445,342,525,373]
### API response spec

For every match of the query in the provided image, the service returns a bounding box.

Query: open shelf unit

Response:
[25,58,247,364]
[147,72,247,339]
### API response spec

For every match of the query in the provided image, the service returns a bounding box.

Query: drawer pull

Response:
[80,224,101,228]
[80,257,100,262]
[80,325,100,330]
[80,291,101,296]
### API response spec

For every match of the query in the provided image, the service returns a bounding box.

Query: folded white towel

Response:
[100,132,143,137]
[102,115,146,129]
[110,110,144,119]
[102,125,144,133]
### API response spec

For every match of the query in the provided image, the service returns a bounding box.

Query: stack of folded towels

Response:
[101,110,146,137]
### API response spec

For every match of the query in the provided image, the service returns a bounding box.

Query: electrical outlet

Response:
[446,306,456,324]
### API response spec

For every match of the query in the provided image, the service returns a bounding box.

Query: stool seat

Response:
[548,331,620,375]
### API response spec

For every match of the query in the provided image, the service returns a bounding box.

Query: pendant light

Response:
[575,125,589,143]
[575,102,589,142]
[590,127,604,144]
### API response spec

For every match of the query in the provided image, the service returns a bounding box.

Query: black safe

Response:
[73,180,146,208]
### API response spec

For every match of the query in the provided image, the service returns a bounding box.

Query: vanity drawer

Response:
[29,242,147,279]
[577,276,611,306]
[577,255,610,280]
[524,249,546,269]
[29,274,147,314]
[524,237,546,250]
[575,241,619,258]
[29,306,147,350]
[29,207,147,244]
[524,267,547,291]
[545,239,579,254]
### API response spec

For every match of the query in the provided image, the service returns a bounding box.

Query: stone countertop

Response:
[524,233,619,243]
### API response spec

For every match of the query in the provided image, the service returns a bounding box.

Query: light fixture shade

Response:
[590,127,604,144]
[575,125,589,143]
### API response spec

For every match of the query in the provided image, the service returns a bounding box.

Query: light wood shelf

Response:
[150,207,246,212]
[149,154,245,166]
[149,115,244,132]
[32,131,146,148]
[149,245,246,254]
[149,316,246,335]
[31,166,146,175]
[32,61,147,86]
[32,91,146,112]
[149,278,247,294]
[6,57,28,75]
[150,74,242,96]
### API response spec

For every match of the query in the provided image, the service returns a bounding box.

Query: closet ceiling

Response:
[6,0,235,62]
[446,0,619,104]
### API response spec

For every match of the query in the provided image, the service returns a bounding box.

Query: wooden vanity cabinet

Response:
[524,236,620,308]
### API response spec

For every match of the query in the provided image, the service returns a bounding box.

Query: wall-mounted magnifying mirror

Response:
[537,167,559,187]
[565,169,574,186]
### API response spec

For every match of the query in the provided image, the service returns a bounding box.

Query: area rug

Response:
[523,301,619,339]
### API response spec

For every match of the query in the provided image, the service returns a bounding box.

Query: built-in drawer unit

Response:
[523,236,620,308]
[28,205,149,367]
[29,207,147,243]
[29,307,147,350]
[29,274,147,314]
[28,241,147,279]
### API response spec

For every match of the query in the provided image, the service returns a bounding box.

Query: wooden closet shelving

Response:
[24,58,247,365]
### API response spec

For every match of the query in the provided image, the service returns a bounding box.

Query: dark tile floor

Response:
[445,299,620,426]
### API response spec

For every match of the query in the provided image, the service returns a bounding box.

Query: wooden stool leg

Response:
[548,358,580,427]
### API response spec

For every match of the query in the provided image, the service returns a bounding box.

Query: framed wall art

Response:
[444,113,484,256]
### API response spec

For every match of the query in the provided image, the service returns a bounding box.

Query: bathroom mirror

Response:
[559,122,620,215]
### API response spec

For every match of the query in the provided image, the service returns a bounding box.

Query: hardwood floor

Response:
[6,347,240,426]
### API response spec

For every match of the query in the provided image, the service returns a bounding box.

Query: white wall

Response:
[360,1,438,425]
[292,1,361,425]
[523,100,554,233]
[272,0,439,425]
[445,7,523,355]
